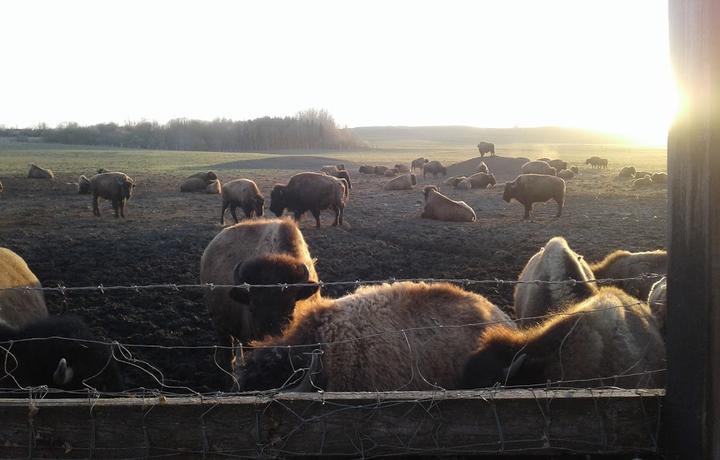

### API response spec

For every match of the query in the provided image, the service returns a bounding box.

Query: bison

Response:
[462,287,665,389]
[423,160,447,178]
[220,179,264,225]
[28,164,54,180]
[590,249,667,300]
[468,172,496,189]
[421,186,476,222]
[206,179,222,194]
[358,165,375,174]
[269,172,348,227]
[200,218,321,375]
[235,282,513,392]
[618,166,637,178]
[0,248,123,392]
[384,173,417,191]
[90,172,135,218]
[321,166,352,189]
[651,172,668,184]
[514,237,597,327]
[476,161,489,174]
[557,169,574,180]
[411,157,429,172]
[78,175,91,194]
[477,142,495,157]
[180,177,210,192]
[521,160,556,176]
[503,174,566,219]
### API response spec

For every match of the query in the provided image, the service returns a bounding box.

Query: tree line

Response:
[0,109,365,151]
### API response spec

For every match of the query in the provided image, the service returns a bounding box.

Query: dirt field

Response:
[0,145,667,393]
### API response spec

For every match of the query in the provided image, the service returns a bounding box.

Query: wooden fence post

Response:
[666,0,720,458]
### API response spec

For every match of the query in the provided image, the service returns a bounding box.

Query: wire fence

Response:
[0,273,666,457]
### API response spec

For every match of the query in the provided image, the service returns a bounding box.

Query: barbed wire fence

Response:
[0,273,666,458]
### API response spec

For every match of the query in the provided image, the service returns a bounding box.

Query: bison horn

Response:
[52,358,74,386]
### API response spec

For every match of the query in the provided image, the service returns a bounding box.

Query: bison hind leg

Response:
[311,209,322,227]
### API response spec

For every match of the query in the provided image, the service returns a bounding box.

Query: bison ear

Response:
[52,358,74,386]
[296,264,319,300]
[502,353,527,383]
[229,262,251,304]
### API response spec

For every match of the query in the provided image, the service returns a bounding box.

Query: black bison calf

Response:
[503,174,566,219]
[270,172,348,227]
[90,172,136,218]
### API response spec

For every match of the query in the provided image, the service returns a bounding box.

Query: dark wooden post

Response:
[666,0,720,458]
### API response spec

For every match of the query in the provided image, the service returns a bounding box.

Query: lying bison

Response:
[0,248,123,392]
[423,160,447,178]
[384,173,417,190]
[618,166,637,178]
[503,174,566,219]
[476,161,489,174]
[521,160,556,176]
[236,282,513,392]
[200,218,321,374]
[422,186,476,222]
[468,172,496,189]
[270,172,348,227]
[221,178,264,225]
[206,179,222,194]
[90,172,135,218]
[547,159,568,171]
[28,164,54,180]
[180,177,211,192]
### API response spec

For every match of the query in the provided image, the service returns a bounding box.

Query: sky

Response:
[0,0,676,144]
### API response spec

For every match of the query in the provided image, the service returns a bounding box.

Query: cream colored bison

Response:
[634,171,652,179]
[78,175,91,194]
[652,172,668,184]
[590,249,667,300]
[90,172,135,218]
[384,168,398,177]
[421,186,476,222]
[28,164,54,180]
[521,160,556,176]
[477,141,495,157]
[321,166,352,189]
[456,178,472,190]
[236,282,513,392]
[374,166,389,175]
[423,161,447,178]
[632,176,653,189]
[384,173,417,191]
[463,287,665,389]
[270,172,348,227]
[557,169,574,180]
[205,179,222,194]
[220,179,264,225]
[0,247,47,328]
[647,276,667,329]
[514,237,597,327]
[200,218,321,372]
[468,172,496,189]
[476,161,489,174]
[503,174,565,219]
[411,157,429,172]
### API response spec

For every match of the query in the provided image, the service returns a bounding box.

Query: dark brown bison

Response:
[477,142,495,157]
[270,172,348,227]
[503,174,566,219]
[90,172,135,218]
[423,160,447,178]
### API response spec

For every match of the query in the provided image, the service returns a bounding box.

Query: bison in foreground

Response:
[421,186,476,222]
[0,248,123,392]
[270,172,348,227]
[514,237,597,327]
[557,169,574,180]
[463,287,665,389]
[618,166,637,178]
[200,218,321,373]
[235,282,513,392]
[503,174,565,219]
[220,179,264,225]
[321,166,352,189]
[28,164,54,180]
[358,165,374,174]
[90,172,135,218]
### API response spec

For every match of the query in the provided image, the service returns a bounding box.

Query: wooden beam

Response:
[0,390,661,458]
[666,0,720,458]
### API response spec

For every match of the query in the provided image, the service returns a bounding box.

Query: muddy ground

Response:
[0,158,667,393]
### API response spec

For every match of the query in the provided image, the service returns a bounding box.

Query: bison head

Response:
[423,185,438,201]
[206,171,218,181]
[502,181,517,202]
[229,255,319,338]
[462,332,533,389]
[118,177,135,200]
[236,345,322,392]
[269,185,287,217]
[255,196,265,217]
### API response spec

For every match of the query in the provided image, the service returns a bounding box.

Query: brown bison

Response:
[423,160,447,178]
[270,172,348,227]
[220,179,264,225]
[503,174,566,219]
[199,218,320,373]
[90,172,135,218]
[463,287,665,389]
[477,142,495,157]
[411,157,429,172]
[468,172,496,189]
[28,164,54,180]
[235,282,513,392]
[590,249,667,300]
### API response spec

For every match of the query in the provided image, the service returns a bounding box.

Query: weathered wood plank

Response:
[0,390,662,458]
[666,0,720,458]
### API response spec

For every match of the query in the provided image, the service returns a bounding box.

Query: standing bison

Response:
[503,174,566,219]
[90,172,135,218]
[270,172,348,227]
[220,179,264,225]
[422,160,447,178]
[411,157,429,173]
[477,142,495,157]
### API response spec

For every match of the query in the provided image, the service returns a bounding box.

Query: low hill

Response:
[208,155,357,171]
[446,156,531,182]
[352,126,632,147]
